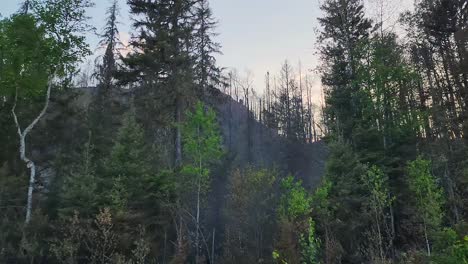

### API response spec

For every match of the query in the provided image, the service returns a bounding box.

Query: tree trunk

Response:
[11,81,53,224]
[195,174,201,263]
[175,96,183,167]
[211,228,215,264]
[423,218,431,257]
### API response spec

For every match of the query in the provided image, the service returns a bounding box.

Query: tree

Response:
[102,112,158,213]
[407,157,445,257]
[274,176,316,264]
[19,0,32,14]
[33,0,94,86]
[311,179,342,264]
[181,101,223,262]
[96,0,121,91]
[300,218,321,264]
[321,141,368,262]
[318,0,371,140]
[2,14,54,224]
[59,133,98,217]
[223,167,278,263]
[361,165,394,262]
[1,0,93,224]
[193,0,222,95]
[122,0,197,167]
[88,0,123,162]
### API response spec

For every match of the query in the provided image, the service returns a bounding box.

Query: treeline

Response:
[0,0,322,263]
[315,0,468,263]
[222,64,324,144]
[0,0,467,263]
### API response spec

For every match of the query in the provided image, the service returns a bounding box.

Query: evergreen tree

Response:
[193,0,222,95]
[59,134,98,217]
[102,112,154,212]
[89,0,123,161]
[96,0,121,91]
[122,0,197,167]
[320,141,369,262]
[318,0,371,140]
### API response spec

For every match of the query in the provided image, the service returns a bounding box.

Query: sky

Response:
[1,0,413,104]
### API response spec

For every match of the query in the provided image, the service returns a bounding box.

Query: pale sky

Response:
[1,0,413,104]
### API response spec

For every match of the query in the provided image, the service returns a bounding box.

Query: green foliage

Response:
[407,157,444,231]
[181,101,223,191]
[59,136,98,217]
[108,176,129,215]
[273,249,289,264]
[225,167,277,222]
[223,167,278,263]
[318,0,371,139]
[32,0,94,82]
[432,228,468,263]
[103,112,170,213]
[300,217,321,264]
[183,101,223,167]
[276,176,321,264]
[361,165,395,262]
[0,14,51,98]
[311,179,332,218]
[105,113,150,180]
[321,141,373,261]
[362,166,393,209]
[0,0,93,97]
[279,176,312,220]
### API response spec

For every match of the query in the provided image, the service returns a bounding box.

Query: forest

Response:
[0,0,467,263]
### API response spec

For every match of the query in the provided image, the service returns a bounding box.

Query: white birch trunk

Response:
[11,81,53,224]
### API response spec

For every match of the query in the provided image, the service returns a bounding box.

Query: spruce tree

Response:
[102,112,153,212]
[59,135,98,217]
[193,0,222,95]
[318,0,371,140]
[96,0,121,91]
[90,0,122,159]
[122,0,197,167]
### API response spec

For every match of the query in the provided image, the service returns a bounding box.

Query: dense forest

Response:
[0,0,467,263]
